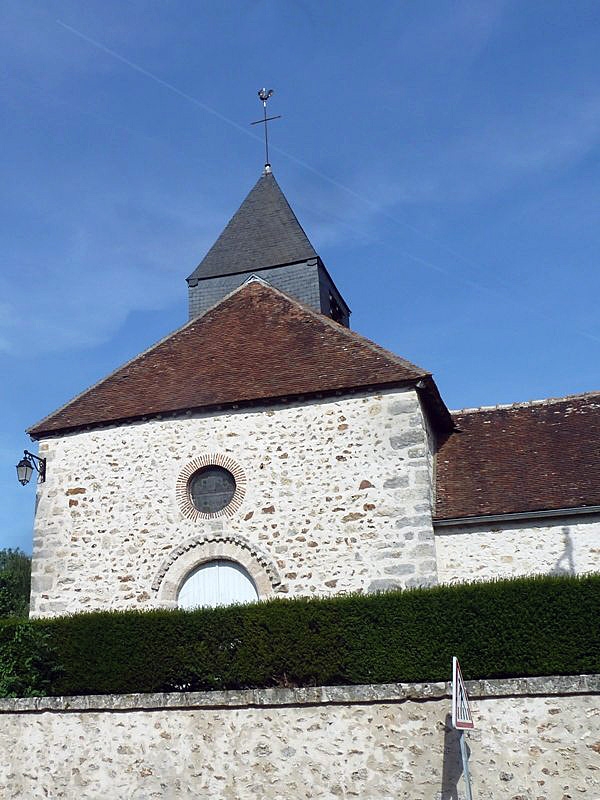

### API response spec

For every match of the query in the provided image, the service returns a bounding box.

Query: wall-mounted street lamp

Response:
[16,450,46,486]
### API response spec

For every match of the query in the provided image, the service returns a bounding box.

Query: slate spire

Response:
[186,171,350,326]
[187,171,317,281]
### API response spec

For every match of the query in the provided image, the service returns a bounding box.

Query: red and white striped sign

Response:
[452,656,474,730]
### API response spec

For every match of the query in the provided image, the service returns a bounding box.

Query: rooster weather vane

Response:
[251,88,281,170]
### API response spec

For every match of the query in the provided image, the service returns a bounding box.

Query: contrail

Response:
[55,20,600,347]
[55,19,470,283]
[57,20,258,140]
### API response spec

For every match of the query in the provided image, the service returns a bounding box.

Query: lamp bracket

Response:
[23,450,46,483]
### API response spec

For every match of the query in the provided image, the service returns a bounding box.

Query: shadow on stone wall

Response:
[552,526,575,575]
[440,713,465,800]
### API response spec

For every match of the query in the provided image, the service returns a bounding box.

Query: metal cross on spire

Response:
[251,88,281,172]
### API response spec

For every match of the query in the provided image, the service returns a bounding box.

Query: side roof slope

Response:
[435,392,600,519]
[29,281,438,438]
[187,172,317,283]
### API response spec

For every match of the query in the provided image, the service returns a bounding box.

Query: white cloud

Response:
[341,92,600,215]
[0,190,225,356]
[456,94,600,184]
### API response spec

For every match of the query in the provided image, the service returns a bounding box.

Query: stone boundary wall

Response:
[1,673,598,714]
[1,676,599,799]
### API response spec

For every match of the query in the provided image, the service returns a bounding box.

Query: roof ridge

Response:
[28,280,434,438]
[451,388,600,415]
[247,279,430,378]
[27,279,268,436]
[26,314,202,437]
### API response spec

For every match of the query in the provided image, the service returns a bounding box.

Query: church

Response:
[26,165,600,618]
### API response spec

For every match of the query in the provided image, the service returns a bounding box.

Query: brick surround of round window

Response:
[176,454,246,520]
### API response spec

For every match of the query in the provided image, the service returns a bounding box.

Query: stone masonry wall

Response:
[1,676,598,799]
[31,387,438,617]
[435,513,600,584]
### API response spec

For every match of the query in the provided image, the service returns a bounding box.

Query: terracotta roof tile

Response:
[28,281,430,438]
[435,392,600,519]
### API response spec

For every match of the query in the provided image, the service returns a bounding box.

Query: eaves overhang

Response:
[28,378,430,441]
[434,504,600,529]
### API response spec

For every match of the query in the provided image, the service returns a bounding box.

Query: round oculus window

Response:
[188,466,236,515]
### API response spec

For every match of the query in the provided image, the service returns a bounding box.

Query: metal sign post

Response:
[458,730,473,800]
[451,656,474,800]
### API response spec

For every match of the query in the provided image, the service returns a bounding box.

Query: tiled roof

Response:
[187,172,317,282]
[28,281,432,438]
[435,392,600,519]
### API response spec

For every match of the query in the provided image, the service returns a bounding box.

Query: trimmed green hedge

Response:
[1,574,598,697]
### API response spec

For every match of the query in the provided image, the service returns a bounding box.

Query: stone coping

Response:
[0,674,598,714]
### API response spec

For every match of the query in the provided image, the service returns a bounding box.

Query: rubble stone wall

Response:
[31,387,437,616]
[1,676,598,799]
[435,513,600,584]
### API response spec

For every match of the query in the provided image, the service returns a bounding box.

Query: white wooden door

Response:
[178,560,258,609]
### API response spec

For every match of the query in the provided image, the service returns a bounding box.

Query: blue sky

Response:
[3,0,600,552]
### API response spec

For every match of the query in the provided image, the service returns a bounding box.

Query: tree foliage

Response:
[0,621,59,697]
[0,548,32,619]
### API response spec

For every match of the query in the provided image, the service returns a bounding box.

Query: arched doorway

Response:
[178,559,259,609]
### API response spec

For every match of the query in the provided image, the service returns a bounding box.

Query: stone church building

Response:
[26,168,600,617]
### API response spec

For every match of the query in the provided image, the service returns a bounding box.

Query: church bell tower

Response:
[186,167,350,326]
